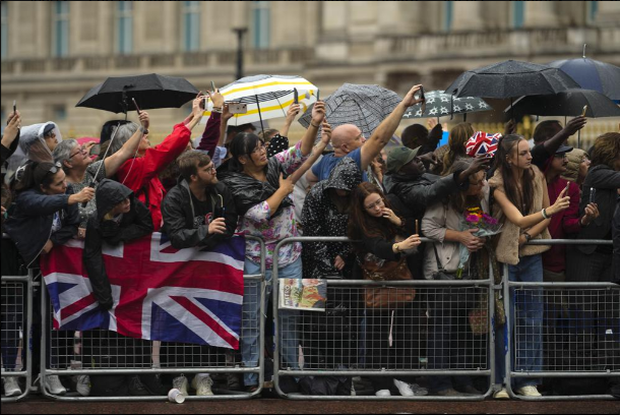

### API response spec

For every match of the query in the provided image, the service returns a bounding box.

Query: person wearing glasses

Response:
[53,112,151,236]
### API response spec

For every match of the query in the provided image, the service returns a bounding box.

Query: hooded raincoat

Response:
[301,158,363,279]
[83,179,153,310]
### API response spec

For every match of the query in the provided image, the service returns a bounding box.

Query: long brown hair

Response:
[441,122,474,175]
[590,132,620,169]
[496,134,534,214]
[347,182,400,242]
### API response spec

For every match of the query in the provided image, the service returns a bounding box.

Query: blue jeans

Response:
[507,254,543,389]
[241,257,302,387]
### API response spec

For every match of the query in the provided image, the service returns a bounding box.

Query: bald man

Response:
[306,85,425,187]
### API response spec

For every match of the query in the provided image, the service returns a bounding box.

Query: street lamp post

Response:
[233,27,248,80]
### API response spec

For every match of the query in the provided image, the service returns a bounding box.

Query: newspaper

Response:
[278,278,327,312]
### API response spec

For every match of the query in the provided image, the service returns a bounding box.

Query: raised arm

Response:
[360,84,424,170]
[104,111,149,178]
[289,119,331,184]
[493,182,569,230]
[280,103,301,138]
[300,101,326,157]
[542,116,587,155]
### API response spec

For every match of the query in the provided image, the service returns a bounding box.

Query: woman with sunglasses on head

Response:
[3,161,94,395]
[5,162,94,268]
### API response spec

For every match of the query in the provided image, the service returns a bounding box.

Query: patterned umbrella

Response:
[402,90,491,119]
[202,74,318,127]
[298,83,402,140]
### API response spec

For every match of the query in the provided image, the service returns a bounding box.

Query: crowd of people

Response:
[1,83,619,399]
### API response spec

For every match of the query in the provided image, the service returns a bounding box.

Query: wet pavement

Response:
[2,397,619,414]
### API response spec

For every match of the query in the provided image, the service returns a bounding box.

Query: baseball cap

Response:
[387,146,421,174]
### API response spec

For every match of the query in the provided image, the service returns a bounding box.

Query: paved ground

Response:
[3,397,619,414]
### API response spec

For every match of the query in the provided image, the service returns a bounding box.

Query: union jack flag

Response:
[39,233,245,350]
[465,131,501,158]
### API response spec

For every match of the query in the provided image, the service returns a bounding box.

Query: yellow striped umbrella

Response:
[202,74,318,128]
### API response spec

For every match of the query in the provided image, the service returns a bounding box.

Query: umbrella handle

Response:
[255,94,265,136]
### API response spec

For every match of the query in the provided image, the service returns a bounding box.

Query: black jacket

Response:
[5,186,79,267]
[301,158,362,279]
[161,177,238,250]
[83,179,153,310]
[383,171,466,223]
[218,156,293,218]
[575,165,620,255]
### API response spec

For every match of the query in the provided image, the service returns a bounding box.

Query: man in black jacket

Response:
[162,150,238,249]
[161,150,239,395]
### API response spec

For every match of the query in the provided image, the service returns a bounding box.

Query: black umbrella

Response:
[76,73,199,114]
[504,88,620,119]
[444,60,580,99]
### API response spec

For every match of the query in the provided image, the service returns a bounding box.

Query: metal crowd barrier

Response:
[0,269,33,403]
[272,236,497,400]
[38,236,267,401]
[503,238,618,401]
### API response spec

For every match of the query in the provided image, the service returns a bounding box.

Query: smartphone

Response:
[228,102,248,114]
[210,81,216,92]
[419,87,426,114]
[589,187,596,204]
[13,100,16,113]
[316,89,320,101]
[132,98,142,114]
[565,181,570,195]
[293,88,299,105]
[581,105,588,117]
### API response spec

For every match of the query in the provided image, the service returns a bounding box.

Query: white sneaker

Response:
[3,376,22,397]
[172,375,189,396]
[375,389,391,397]
[76,375,91,396]
[517,385,541,397]
[46,375,67,395]
[393,379,414,397]
[191,373,214,396]
[494,387,510,399]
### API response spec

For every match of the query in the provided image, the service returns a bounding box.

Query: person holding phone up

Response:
[541,143,599,283]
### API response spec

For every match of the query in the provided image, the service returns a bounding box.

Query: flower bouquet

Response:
[456,207,503,279]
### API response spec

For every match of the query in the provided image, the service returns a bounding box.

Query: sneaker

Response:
[46,375,67,395]
[191,373,213,396]
[393,379,414,397]
[172,375,189,396]
[3,376,22,397]
[516,385,541,397]
[494,387,510,399]
[375,389,391,397]
[76,375,91,396]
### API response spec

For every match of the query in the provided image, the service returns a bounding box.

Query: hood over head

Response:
[95,179,134,221]
[323,157,363,193]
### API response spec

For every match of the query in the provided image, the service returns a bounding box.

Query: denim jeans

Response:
[241,257,302,387]
[507,254,543,388]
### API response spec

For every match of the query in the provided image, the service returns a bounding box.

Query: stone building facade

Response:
[2,1,619,142]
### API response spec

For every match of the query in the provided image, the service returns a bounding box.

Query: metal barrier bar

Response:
[502,238,618,401]
[272,236,496,401]
[1,270,33,403]
[39,236,267,401]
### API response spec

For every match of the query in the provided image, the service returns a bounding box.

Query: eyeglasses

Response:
[69,146,87,159]
[251,142,266,155]
[364,198,384,211]
[205,164,216,173]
